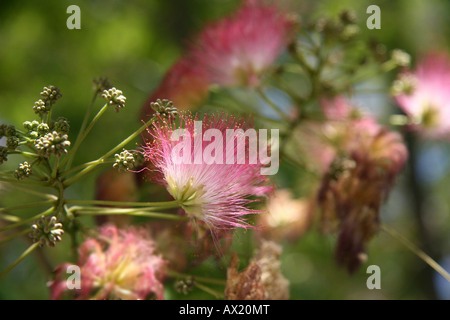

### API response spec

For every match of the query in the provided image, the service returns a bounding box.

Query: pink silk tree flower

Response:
[394,52,450,139]
[140,56,209,121]
[190,0,296,87]
[141,112,273,237]
[49,225,167,300]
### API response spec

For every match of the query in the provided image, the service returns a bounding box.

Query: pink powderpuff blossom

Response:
[190,0,296,87]
[49,225,167,300]
[141,112,273,236]
[394,52,450,139]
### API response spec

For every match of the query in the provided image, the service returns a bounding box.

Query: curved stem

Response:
[6,151,40,158]
[194,282,224,299]
[0,213,21,223]
[0,242,39,280]
[71,206,187,221]
[381,224,450,283]
[256,87,291,122]
[0,207,55,233]
[64,93,98,170]
[65,199,179,208]
[2,183,56,200]
[61,159,113,178]
[0,200,55,214]
[0,176,50,187]
[64,116,156,187]
[61,103,108,169]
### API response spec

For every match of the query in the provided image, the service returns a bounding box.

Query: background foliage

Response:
[0,0,449,299]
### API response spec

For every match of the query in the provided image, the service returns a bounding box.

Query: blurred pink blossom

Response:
[394,52,450,139]
[141,56,209,120]
[190,0,296,87]
[50,225,167,300]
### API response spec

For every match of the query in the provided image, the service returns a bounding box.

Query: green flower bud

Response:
[51,117,70,134]
[40,85,62,105]
[0,124,6,137]
[391,49,411,68]
[33,99,49,116]
[0,147,7,165]
[35,131,71,157]
[29,215,64,247]
[339,9,357,24]
[390,73,417,96]
[6,136,19,150]
[14,161,32,180]
[102,87,126,112]
[113,150,136,172]
[150,99,178,117]
[37,123,50,135]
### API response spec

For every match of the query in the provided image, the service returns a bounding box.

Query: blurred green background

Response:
[0,0,449,299]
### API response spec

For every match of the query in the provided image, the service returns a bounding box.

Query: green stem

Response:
[0,176,50,187]
[256,88,291,122]
[0,243,39,280]
[0,213,21,223]
[0,200,55,213]
[381,224,450,282]
[51,156,59,179]
[61,159,112,178]
[63,93,98,170]
[6,151,40,158]
[194,282,224,299]
[61,103,108,169]
[0,207,55,233]
[65,199,179,208]
[2,183,56,200]
[71,207,187,221]
[281,151,319,177]
[64,116,156,187]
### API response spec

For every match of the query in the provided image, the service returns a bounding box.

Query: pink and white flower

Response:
[190,0,296,87]
[141,112,273,233]
[394,52,450,139]
[49,225,167,300]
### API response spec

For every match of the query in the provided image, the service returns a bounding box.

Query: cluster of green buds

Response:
[14,161,32,180]
[0,124,20,165]
[175,277,195,295]
[391,49,411,68]
[113,150,136,172]
[34,131,71,158]
[29,215,64,247]
[0,147,7,165]
[0,124,19,150]
[311,9,360,42]
[391,73,417,96]
[33,85,62,117]
[151,99,178,117]
[102,87,126,112]
[22,87,71,158]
